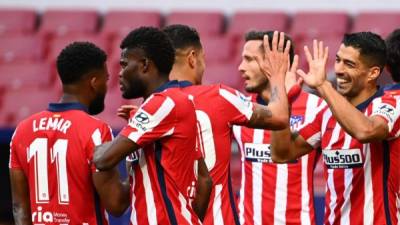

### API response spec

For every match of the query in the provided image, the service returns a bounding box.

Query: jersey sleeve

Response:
[218,84,254,126]
[88,123,114,172]
[298,106,326,148]
[119,93,177,147]
[370,93,400,138]
[9,127,22,169]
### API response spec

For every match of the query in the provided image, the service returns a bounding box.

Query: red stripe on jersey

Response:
[233,91,323,225]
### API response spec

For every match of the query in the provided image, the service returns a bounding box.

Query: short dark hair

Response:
[56,42,107,84]
[120,26,175,76]
[342,32,386,73]
[162,24,202,50]
[386,29,400,82]
[245,30,295,64]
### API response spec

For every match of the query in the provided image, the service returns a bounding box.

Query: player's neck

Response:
[58,93,89,108]
[145,76,170,98]
[347,85,378,106]
[169,65,196,84]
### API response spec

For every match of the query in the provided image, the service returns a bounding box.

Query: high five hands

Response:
[297,40,329,89]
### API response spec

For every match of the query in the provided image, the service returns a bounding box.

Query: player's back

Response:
[182,83,254,225]
[10,103,111,225]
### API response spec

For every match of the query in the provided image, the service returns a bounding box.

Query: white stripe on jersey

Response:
[233,125,246,225]
[213,184,224,225]
[252,129,264,225]
[91,128,102,146]
[340,133,353,225]
[179,193,193,225]
[274,164,288,225]
[363,144,374,225]
[219,88,253,120]
[321,109,332,135]
[327,121,341,225]
[139,155,157,225]
[301,154,311,225]
[128,96,175,143]
[397,194,400,225]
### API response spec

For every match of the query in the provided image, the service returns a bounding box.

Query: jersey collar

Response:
[384,83,400,91]
[154,80,193,93]
[48,102,88,113]
[356,86,384,111]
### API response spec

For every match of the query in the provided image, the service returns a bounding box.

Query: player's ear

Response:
[367,66,381,82]
[188,49,196,69]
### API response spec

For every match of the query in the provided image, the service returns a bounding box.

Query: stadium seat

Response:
[47,34,109,61]
[0,62,53,90]
[203,63,243,90]
[202,35,235,63]
[0,9,37,36]
[228,11,288,38]
[0,35,45,63]
[39,10,99,38]
[297,35,343,72]
[0,87,60,126]
[165,11,225,36]
[102,10,161,39]
[290,12,349,41]
[352,12,400,37]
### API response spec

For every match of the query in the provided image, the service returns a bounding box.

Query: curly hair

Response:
[120,26,175,76]
[244,30,295,65]
[386,29,400,82]
[342,32,386,73]
[162,24,202,50]
[56,41,107,85]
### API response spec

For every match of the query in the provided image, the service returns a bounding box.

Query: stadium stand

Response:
[0,35,45,63]
[351,12,400,37]
[0,9,37,36]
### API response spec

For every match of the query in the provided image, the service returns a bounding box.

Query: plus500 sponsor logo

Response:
[323,149,363,169]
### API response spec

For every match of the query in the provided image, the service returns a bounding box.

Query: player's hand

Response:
[285,54,303,92]
[296,40,329,89]
[117,105,138,121]
[254,31,290,81]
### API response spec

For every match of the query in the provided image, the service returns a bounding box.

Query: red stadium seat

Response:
[39,10,99,38]
[352,12,400,37]
[297,35,343,72]
[0,62,53,90]
[202,35,235,63]
[102,11,161,39]
[0,87,60,126]
[0,35,45,63]
[47,34,109,61]
[228,11,288,38]
[0,9,37,36]
[290,12,349,41]
[165,11,225,36]
[203,63,243,90]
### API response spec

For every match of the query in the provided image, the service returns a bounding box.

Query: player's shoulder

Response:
[15,110,49,129]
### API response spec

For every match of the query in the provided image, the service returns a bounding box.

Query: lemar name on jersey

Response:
[322,149,363,169]
[32,116,72,134]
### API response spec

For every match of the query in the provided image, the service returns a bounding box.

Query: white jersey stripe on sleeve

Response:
[219,88,253,120]
[128,96,175,143]
[91,128,102,146]
[252,129,264,225]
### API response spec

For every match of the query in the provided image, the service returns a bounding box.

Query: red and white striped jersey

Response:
[182,83,254,225]
[233,91,325,225]
[9,102,111,225]
[120,82,201,225]
[299,89,400,225]
[384,84,400,224]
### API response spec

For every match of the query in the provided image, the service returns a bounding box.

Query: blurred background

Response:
[0,0,399,224]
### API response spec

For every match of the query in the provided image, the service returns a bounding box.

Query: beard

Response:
[121,78,146,99]
[88,93,105,115]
